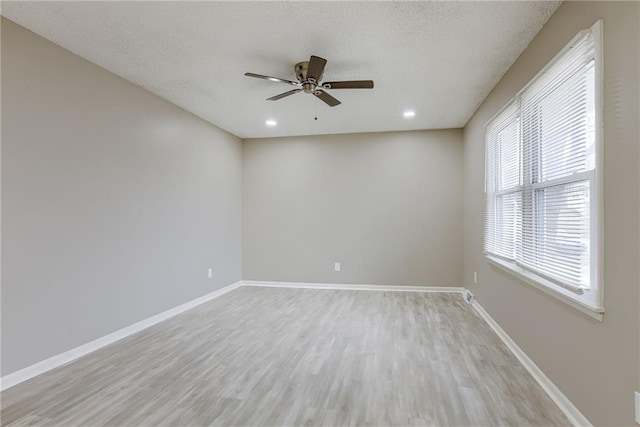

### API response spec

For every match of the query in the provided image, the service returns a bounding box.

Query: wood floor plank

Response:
[1,287,570,426]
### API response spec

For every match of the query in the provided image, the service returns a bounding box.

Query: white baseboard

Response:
[471,298,592,427]
[0,281,243,391]
[242,280,464,293]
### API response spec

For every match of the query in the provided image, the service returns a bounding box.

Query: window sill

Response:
[485,255,604,321]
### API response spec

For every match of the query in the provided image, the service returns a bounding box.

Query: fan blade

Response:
[267,89,302,101]
[245,73,299,86]
[306,56,327,82]
[314,90,341,107]
[323,80,374,89]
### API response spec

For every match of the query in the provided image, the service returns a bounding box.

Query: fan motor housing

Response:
[296,61,322,93]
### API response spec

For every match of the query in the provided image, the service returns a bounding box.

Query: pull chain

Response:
[314,96,318,121]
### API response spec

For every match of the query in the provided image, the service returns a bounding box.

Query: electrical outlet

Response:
[334,262,341,272]
[207,268,213,279]
[474,272,478,283]
[635,391,640,424]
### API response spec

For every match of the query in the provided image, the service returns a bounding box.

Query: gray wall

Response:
[462,2,639,425]
[1,19,243,376]
[243,130,463,286]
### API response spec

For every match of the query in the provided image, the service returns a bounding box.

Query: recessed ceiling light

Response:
[266,120,277,126]
[403,110,416,118]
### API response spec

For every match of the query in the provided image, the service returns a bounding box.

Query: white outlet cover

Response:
[334,262,341,272]
[635,391,640,424]
[207,268,213,279]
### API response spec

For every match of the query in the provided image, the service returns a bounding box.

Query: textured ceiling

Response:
[2,1,560,138]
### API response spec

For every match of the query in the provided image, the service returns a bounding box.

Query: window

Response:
[484,21,603,318]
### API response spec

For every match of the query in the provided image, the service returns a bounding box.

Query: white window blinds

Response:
[484,24,599,296]
[484,102,520,261]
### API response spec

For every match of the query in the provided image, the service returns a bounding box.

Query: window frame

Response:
[483,20,604,320]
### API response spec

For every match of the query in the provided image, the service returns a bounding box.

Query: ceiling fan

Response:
[244,55,374,107]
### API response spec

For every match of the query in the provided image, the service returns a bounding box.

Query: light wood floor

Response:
[1,286,569,426]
